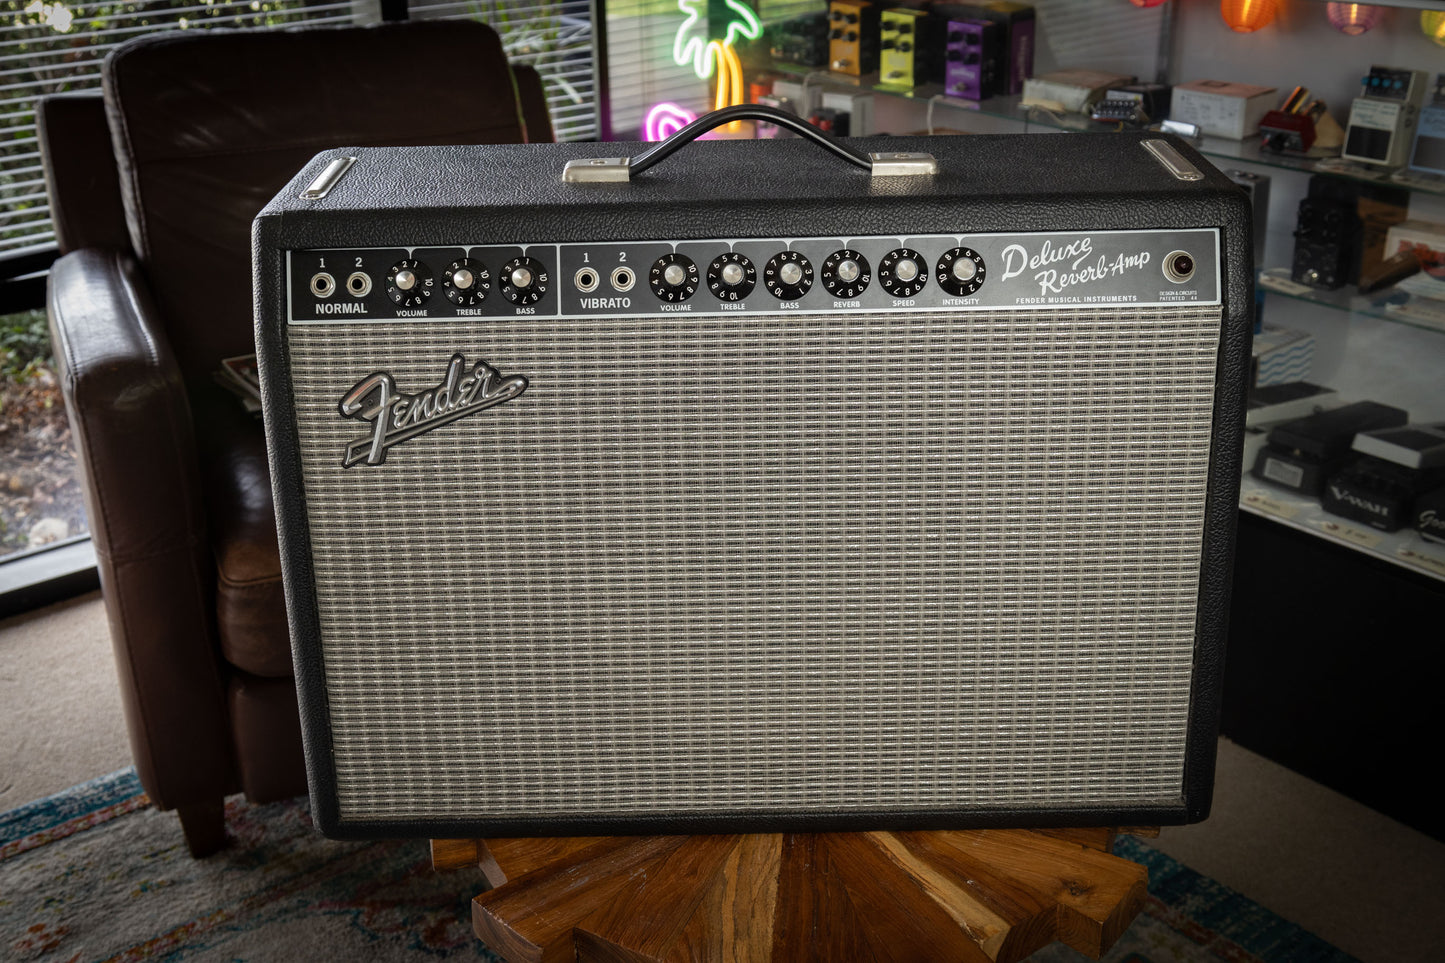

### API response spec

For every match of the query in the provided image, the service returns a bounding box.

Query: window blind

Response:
[0,0,597,259]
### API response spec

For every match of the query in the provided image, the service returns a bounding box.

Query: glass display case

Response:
[719,0,1445,584]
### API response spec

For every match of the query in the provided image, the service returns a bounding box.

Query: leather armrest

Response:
[47,249,236,810]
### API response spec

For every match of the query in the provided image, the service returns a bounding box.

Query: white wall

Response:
[1168,1,1443,119]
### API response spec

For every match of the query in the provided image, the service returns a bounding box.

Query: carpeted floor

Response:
[2,769,1360,963]
[2,770,496,962]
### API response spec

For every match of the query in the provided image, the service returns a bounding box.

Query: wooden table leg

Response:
[446,827,1151,963]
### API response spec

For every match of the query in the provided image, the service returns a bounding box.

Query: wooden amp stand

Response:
[432,826,1157,962]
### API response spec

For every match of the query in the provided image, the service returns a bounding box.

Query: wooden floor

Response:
[438,828,1155,963]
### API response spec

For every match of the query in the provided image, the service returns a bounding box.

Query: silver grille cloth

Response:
[286,306,1222,821]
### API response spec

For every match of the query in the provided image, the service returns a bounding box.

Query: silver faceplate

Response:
[287,304,1223,822]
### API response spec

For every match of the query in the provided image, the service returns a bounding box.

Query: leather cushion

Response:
[229,671,307,804]
[103,20,532,380]
[192,382,290,678]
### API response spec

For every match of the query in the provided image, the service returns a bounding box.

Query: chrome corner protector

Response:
[299,156,357,200]
[868,152,939,176]
[1142,139,1204,181]
[868,152,938,176]
[564,157,633,183]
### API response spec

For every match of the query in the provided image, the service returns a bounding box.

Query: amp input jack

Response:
[310,272,336,298]
[346,272,372,297]
[575,267,600,293]
[611,266,636,292]
[1164,251,1195,284]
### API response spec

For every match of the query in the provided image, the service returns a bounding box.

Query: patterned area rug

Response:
[1,770,1358,963]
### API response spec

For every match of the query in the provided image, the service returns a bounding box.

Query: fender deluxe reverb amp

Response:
[254,113,1253,840]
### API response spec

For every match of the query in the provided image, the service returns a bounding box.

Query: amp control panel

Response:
[286,230,1221,323]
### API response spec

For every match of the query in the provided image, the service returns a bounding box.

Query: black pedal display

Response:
[1323,456,1445,533]
[766,11,830,68]
[1416,484,1445,544]
[1291,196,1359,290]
[1353,422,1445,469]
[1253,401,1409,496]
[1245,381,1338,428]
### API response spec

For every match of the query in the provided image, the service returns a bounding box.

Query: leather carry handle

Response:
[563,105,936,182]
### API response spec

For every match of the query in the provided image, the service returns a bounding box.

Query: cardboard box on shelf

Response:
[1385,219,1445,301]
[1172,80,1277,139]
[1021,69,1133,114]
[1252,325,1315,387]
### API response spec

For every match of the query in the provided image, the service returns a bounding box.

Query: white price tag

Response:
[1315,519,1382,548]
[1397,545,1445,578]
[1258,271,1313,297]
[1241,489,1298,519]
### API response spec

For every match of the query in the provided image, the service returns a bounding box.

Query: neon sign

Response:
[645,102,697,142]
[644,0,762,140]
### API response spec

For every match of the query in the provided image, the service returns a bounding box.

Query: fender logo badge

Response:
[339,353,528,467]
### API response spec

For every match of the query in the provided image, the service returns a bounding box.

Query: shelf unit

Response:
[1258,267,1445,335]
[769,63,1445,194]
[1240,474,1445,583]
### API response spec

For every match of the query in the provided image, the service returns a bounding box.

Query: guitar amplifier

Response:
[254,114,1253,839]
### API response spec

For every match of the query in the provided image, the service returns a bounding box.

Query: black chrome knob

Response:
[499,256,549,305]
[764,251,814,301]
[936,247,987,297]
[443,257,491,307]
[821,249,872,299]
[878,248,928,298]
[386,258,434,308]
[649,252,699,302]
[706,252,757,301]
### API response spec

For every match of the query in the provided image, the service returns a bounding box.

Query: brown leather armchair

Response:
[39,21,554,856]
